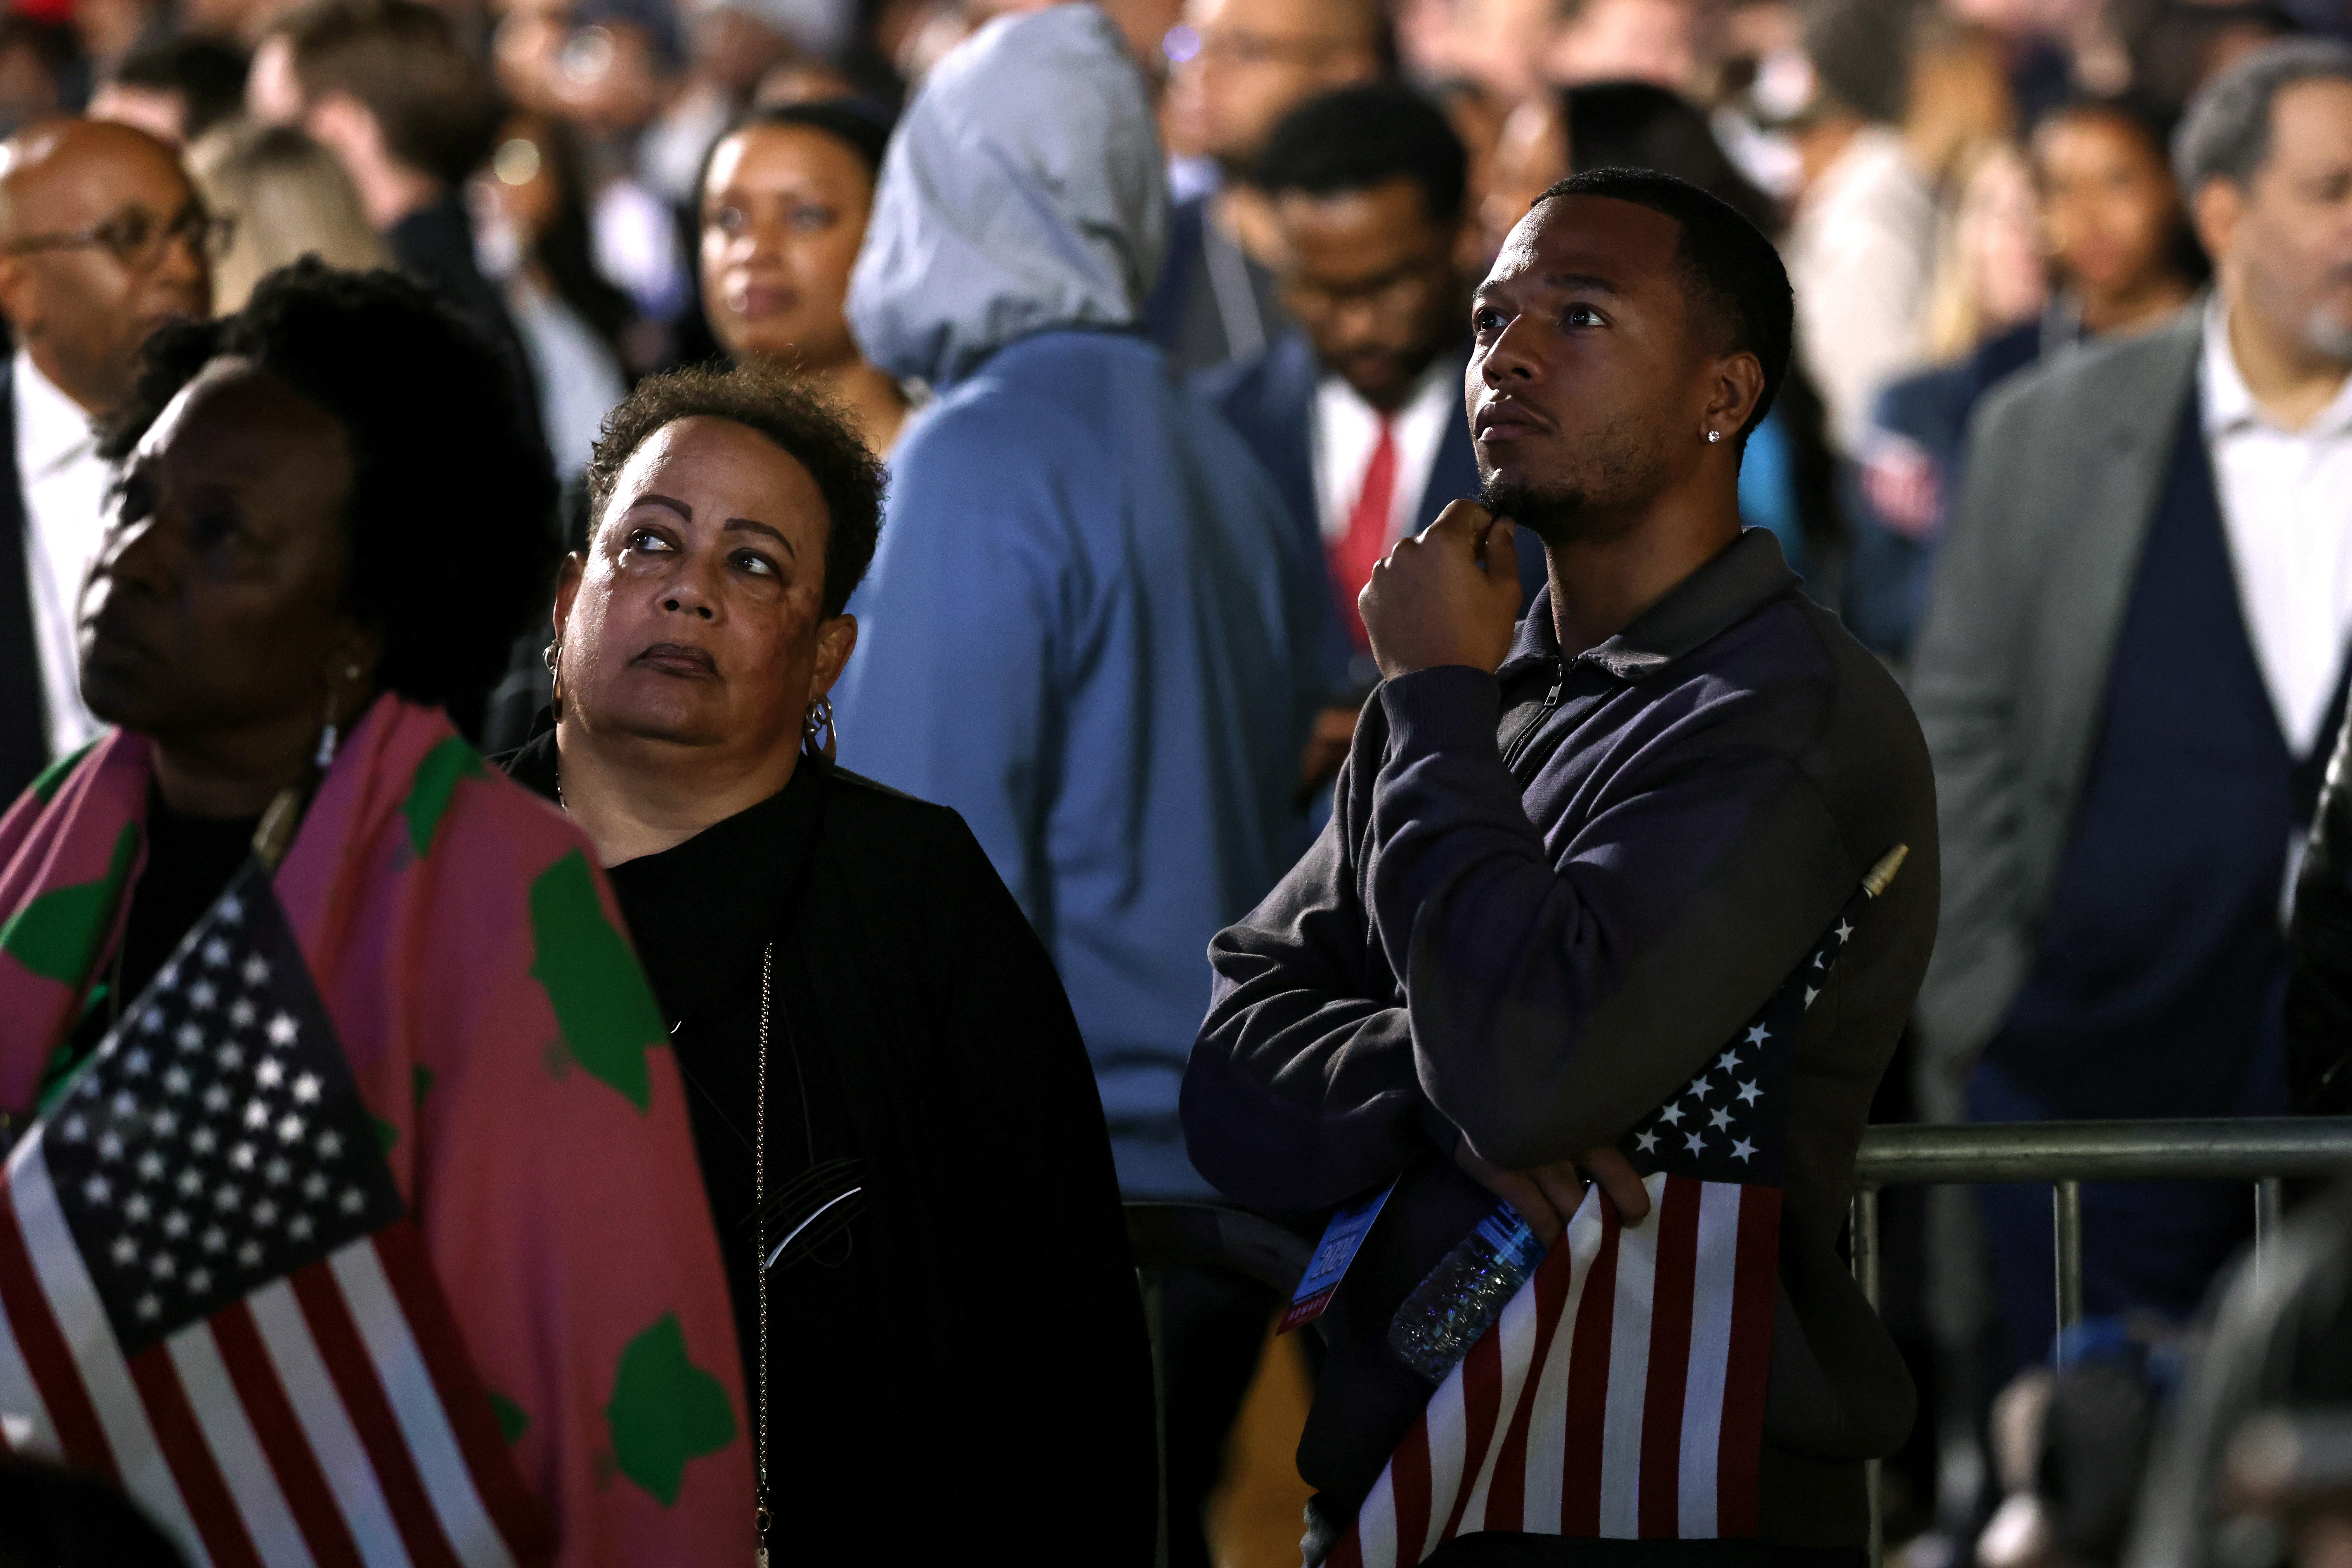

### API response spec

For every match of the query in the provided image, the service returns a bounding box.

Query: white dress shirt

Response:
[2200,300,2352,759]
[1311,354,1461,548]
[14,350,111,760]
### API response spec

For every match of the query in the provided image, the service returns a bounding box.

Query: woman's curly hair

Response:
[585,361,885,619]
[100,258,560,712]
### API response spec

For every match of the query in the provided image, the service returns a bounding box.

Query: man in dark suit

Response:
[1145,0,1388,377]
[1916,39,2352,1376]
[0,119,213,803]
[247,0,540,447]
[1197,83,1545,788]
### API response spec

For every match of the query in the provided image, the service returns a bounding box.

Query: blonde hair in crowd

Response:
[187,121,390,313]
[1922,138,2047,364]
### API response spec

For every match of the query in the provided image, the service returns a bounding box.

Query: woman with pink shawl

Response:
[0,262,751,1563]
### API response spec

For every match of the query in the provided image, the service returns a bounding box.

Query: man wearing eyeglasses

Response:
[1145,0,1390,377]
[1200,84,1550,799]
[0,118,214,802]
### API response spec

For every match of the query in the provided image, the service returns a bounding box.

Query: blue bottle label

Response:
[1474,1208,1545,1273]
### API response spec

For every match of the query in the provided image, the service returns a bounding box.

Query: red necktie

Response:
[1331,415,1398,652]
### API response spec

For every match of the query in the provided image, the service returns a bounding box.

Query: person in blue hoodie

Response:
[830,13,1336,1555]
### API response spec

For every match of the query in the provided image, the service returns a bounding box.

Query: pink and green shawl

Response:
[0,695,754,1565]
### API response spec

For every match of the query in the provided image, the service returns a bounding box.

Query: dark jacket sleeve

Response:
[2287,708,2352,1114]
[1182,763,1437,1214]
[1906,378,2057,1108]
[926,809,1159,1562]
[1365,665,1858,1171]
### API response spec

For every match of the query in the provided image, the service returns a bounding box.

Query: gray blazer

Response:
[1909,307,2204,1106]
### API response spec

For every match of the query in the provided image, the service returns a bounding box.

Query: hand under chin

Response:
[1361,500,1525,680]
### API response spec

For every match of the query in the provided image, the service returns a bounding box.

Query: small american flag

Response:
[0,857,550,1568]
[1331,847,1906,1568]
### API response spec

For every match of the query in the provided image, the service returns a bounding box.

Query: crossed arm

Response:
[1184,506,1849,1237]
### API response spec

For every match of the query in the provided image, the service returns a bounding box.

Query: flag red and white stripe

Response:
[0,1133,545,1568]
[1331,1171,1781,1568]
[1327,850,1914,1567]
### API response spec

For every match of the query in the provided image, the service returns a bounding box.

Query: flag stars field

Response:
[1332,868,1895,1568]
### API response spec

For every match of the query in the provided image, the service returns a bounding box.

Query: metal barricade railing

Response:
[1847,1115,2352,1567]
[1124,1121,2352,1568]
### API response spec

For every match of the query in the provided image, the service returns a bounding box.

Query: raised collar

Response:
[1496,527,1800,683]
[12,349,98,481]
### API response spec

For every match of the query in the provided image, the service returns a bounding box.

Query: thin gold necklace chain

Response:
[755,941,773,1564]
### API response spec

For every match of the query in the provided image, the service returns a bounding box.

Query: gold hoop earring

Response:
[803,695,836,761]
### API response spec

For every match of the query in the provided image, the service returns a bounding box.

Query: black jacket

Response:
[1182,528,1937,1548]
[499,730,1158,1561]
[2287,710,2352,1112]
[385,194,546,460]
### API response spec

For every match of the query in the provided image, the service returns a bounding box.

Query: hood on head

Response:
[845,6,1169,390]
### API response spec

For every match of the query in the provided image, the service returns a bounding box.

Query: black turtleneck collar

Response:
[498,723,825,1025]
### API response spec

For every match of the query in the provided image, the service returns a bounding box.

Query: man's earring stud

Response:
[1706,430,1722,444]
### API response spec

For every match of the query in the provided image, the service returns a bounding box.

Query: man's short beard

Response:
[1480,474,1594,547]
[1480,416,1670,548]
[2304,302,2352,365]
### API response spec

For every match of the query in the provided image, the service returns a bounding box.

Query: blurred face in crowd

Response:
[476,115,560,262]
[701,123,872,373]
[1546,0,1698,92]
[1955,143,2049,337]
[89,83,192,145]
[0,121,214,414]
[2197,77,2352,364]
[2035,108,2185,301]
[1277,175,1471,409]
[554,417,856,769]
[245,32,301,124]
[1164,0,1383,169]
[539,22,664,135]
[691,7,790,102]
[1482,93,1567,261]
[78,359,375,749]
[1432,0,1558,101]
[1469,196,1741,540]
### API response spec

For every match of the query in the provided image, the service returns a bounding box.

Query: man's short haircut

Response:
[1250,82,1467,227]
[1798,0,1914,126]
[586,364,885,620]
[2174,36,2352,194]
[112,37,252,142]
[1533,168,1794,447]
[279,0,500,187]
[100,258,559,712]
[1563,82,1779,239]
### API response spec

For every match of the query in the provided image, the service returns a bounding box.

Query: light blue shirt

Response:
[832,329,1330,1196]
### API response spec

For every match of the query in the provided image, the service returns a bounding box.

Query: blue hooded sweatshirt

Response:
[833,8,1334,1197]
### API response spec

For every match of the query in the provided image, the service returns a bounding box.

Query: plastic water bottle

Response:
[1387,1203,1547,1383]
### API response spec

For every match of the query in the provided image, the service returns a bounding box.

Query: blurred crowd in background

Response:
[0,0,2302,629]
[1,0,2351,1563]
